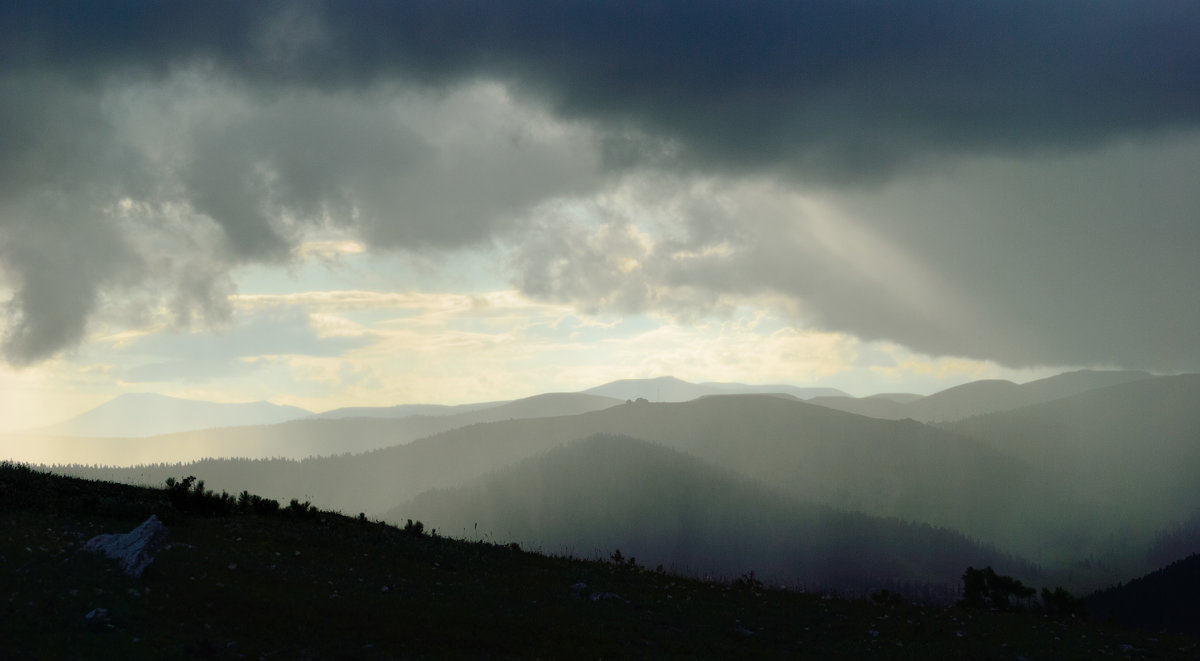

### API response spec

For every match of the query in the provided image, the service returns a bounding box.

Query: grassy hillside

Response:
[3,462,1195,659]
[390,434,1037,596]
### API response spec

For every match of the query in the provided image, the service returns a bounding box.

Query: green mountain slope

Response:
[389,434,1036,595]
[53,396,1053,542]
[54,395,1086,571]
[946,374,1200,567]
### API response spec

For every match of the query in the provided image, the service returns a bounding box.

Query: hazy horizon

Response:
[6,368,1168,437]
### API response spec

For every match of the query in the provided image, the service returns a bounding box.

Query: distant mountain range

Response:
[49,370,1200,594]
[809,369,1152,422]
[32,393,312,438]
[23,370,1152,442]
[21,376,850,442]
[581,375,848,402]
[16,393,623,465]
[312,401,506,420]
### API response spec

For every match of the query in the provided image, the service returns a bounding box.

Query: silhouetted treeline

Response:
[1143,509,1200,569]
[1086,553,1200,636]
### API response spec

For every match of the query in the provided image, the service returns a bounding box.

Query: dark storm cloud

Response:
[829,138,1200,370]
[511,139,1200,372]
[2,1,1199,369]
[0,75,151,365]
[5,1,1197,177]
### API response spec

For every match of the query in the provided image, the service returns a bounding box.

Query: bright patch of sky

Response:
[0,242,1062,434]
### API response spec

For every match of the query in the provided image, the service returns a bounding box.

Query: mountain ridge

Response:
[32,393,312,438]
[390,433,1038,593]
[808,369,1154,422]
[17,392,624,465]
[581,376,847,402]
[50,394,1074,575]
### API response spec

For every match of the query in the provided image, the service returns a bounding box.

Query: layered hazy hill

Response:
[57,394,1078,572]
[312,400,505,420]
[35,369,1198,592]
[16,392,622,465]
[8,376,852,465]
[32,393,312,438]
[15,370,1146,466]
[945,374,1200,546]
[809,369,1152,422]
[390,434,1036,594]
[581,375,847,402]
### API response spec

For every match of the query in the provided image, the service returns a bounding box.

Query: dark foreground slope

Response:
[390,435,1035,597]
[1086,554,1200,637]
[3,463,1195,660]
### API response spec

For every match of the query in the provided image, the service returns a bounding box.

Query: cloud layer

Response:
[2,1,1199,370]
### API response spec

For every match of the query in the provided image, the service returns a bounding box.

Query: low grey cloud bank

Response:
[1,1,1198,370]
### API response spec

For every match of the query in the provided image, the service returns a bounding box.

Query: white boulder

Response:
[82,515,168,577]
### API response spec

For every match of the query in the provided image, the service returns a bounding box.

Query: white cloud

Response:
[295,240,366,261]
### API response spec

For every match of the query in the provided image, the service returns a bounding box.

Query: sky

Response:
[1,1,1198,431]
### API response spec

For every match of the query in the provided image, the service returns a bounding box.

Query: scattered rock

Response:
[569,582,627,603]
[84,607,111,627]
[82,515,168,577]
